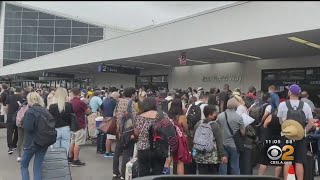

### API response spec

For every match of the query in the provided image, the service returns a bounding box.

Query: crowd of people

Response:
[0,83,318,180]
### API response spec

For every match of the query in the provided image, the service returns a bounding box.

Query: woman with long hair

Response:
[134,97,168,177]
[233,91,254,175]
[49,87,73,155]
[208,94,220,113]
[168,98,188,175]
[20,92,50,180]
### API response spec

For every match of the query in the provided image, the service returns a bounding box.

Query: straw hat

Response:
[110,92,120,100]
[281,120,305,140]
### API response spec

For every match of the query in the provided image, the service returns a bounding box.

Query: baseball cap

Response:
[288,84,301,95]
[197,87,203,91]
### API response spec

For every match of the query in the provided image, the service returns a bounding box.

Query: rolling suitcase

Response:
[303,142,315,180]
[126,144,139,180]
[96,132,106,154]
[42,146,72,180]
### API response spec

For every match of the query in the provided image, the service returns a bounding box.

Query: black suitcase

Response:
[42,146,72,180]
[303,142,315,180]
[96,132,106,154]
[0,115,6,128]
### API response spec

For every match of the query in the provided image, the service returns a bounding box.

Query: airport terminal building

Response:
[0,1,320,104]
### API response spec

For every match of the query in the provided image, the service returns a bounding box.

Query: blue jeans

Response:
[219,145,240,175]
[20,145,48,180]
[53,126,70,155]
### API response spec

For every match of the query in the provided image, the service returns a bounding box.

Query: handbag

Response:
[121,100,136,149]
[224,112,244,153]
[98,117,117,135]
[70,113,80,132]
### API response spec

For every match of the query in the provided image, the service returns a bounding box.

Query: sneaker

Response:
[113,173,120,178]
[120,177,124,180]
[104,152,114,158]
[12,147,17,151]
[71,160,86,167]
[17,157,22,162]
[68,157,73,164]
[162,167,170,174]
[8,149,13,155]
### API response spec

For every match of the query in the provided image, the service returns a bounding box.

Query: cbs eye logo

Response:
[267,145,294,161]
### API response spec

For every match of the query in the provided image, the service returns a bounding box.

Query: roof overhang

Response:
[1,1,320,76]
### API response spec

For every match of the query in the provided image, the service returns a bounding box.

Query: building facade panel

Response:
[2,2,104,66]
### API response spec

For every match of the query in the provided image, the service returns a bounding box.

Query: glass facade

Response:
[3,3,104,66]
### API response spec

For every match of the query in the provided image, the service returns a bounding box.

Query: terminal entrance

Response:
[261,67,320,107]
[136,75,168,90]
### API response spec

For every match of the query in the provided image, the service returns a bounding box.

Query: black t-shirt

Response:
[0,90,9,106]
[219,91,230,112]
[6,94,23,115]
[49,102,74,128]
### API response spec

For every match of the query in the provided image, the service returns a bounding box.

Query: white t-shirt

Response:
[301,98,316,112]
[277,100,313,123]
[186,101,207,120]
[236,105,249,116]
[265,105,272,114]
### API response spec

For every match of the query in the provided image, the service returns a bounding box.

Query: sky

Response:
[18,1,235,30]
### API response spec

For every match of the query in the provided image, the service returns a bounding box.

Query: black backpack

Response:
[32,107,57,147]
[161,99,172,114]
[244,96,255,109]
[249,103,269,126]
[186,103,203,131]
[149,111,178,159]
[286,100,306,127]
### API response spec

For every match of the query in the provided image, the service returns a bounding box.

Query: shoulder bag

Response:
[224,112,244,153]
[70,113,80,132]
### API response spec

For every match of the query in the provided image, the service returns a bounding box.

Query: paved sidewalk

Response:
[0,129,113,180]
[0,128,319,180]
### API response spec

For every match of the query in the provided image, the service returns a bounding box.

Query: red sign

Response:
[179,52,187,65]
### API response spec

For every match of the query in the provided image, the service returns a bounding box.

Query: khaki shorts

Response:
[70,129,86,145]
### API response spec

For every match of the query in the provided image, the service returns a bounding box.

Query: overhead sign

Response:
[42,72,75,79]
[16,76,38,80]
[98,64,140,75]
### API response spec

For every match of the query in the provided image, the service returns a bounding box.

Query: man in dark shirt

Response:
[69,87,92,167]
[6,86,23,154]
[219,84,230,112]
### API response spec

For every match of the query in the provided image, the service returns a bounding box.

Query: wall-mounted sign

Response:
[42,72,75,79]
[16,76,38,80]
[98,64,140,75]
[202,75,243,82]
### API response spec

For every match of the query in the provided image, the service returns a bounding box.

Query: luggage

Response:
[126,144,139,180]
[42,146,72,180]
[96,132,106,154]
[304,142,315,180]
[0,115,6,128]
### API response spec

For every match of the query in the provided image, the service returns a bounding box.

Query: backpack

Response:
[161,99,172,114]
[32,107,57,147]
[286,101,306,127]
[193,121,215,152]
[16,103,29,127]
[120,100,135,149]
[244,96,255,109]
[186,103,203,132]
[249,103,269,126]
[174,124,192,164]
[149,111,179,159]
[193,121,219,164]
